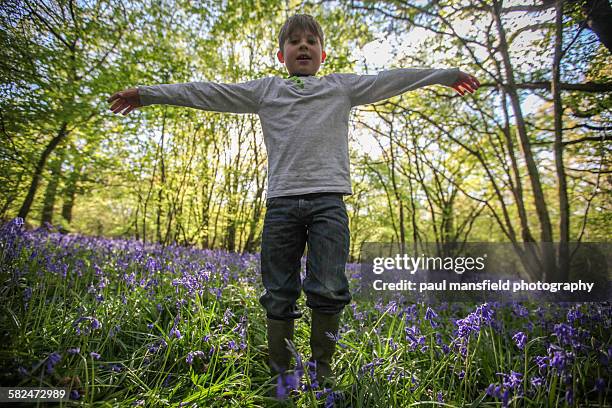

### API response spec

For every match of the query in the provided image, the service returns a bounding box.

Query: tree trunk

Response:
[61,164,82,224]
[40,148,66,226]
[583,0,612,52]
[156,113,167,244]
[492,0,556,281]
[18,121,69,221]
[553,0,570,280]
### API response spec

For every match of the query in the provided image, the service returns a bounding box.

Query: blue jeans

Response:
[259,193,352,320]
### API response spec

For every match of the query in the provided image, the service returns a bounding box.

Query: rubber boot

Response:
[310,310,342,387]
[266,318,295,399]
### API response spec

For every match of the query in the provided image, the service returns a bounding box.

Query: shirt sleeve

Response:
[137,77,269,114]
[339,68,459,107]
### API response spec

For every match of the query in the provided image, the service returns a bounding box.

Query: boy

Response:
[108,13,479,396]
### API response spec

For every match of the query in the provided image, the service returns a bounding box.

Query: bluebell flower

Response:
[565,388,573,405]
[567,308,582,324]
[45,352,62,373]
[594,378,605,393]
[553,323,576,346]
[512,302,529,318]
[486,383,502,398]
[169,327,182,339]
[531,376,543,388]
[90,318,101,330]
[512,331,527,350]
[503,371,522,390]
[425,307,439,328]
[534,355,548,373]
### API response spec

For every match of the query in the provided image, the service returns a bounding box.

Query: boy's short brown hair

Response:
[278,14,325,51]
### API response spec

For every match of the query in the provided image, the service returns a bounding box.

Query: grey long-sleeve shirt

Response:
[138,68,459,198]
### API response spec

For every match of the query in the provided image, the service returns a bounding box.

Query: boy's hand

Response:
[450,72,480,96]
[107,88,142,115]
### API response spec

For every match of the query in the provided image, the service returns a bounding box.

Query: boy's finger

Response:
[109,100,122,110]
[123,106,135,115]
[107,92,122,103]
[112,101,128,113]
[462,82,475,93]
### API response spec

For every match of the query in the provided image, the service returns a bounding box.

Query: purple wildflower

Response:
[594,378,605,393]
[67,348,80,355]
[169,327,182,339]
[45,352,62,373]
[531,376,543,388]
[90,352,101,360]
[503,371,522,390]
[534,355,548,373]
[425,307,439,328]
[565,388,573,405]
[550,350,572,372]
[512,331,527,350]
[512,303,529,318]
[223,308,234,324]
[23,287,32,304]
[276,373,293,400]
[567,308,582,324]
[162,373,172,387]
[186,350,205,365]
[486,384,502,399]
[325,390,343,408]
[91,318,101,330]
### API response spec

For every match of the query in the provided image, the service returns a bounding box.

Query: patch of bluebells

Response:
[3,221,611,405]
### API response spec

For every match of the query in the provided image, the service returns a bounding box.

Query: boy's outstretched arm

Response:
[107,79,267,115]
[450,72,480,96]
[107,88,141,115]
[344,68,481,107]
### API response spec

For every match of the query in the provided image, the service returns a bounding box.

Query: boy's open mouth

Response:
[297,55,311,60]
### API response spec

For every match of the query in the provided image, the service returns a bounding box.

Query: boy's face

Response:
[277,30,326,76]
